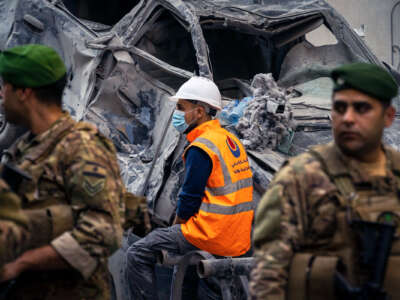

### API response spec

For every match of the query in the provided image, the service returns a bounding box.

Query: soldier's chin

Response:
[336,141,364,157]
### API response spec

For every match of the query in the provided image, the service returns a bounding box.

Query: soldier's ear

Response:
[383,105,396,128]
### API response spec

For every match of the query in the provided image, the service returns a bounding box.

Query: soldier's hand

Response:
[124,193,151,237]
[0,259,24,283]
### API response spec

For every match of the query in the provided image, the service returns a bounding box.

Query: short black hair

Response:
[31,74,67,106]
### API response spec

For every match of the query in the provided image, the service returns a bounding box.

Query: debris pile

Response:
[235,73,295,152]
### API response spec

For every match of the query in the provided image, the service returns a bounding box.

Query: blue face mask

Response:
[172,109,198,133]
[172,110,189,133]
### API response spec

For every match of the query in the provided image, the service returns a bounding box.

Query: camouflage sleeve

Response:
[0,179,77,267]
[0,179,29,267]
[50,130,124,279]
[250,153,337,300]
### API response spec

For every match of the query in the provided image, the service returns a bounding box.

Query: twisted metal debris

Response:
[236,74,296,152]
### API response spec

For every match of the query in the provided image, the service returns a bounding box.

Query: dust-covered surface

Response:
[3,2,400,298]
[0,0,398,227]
[236,74,295,152]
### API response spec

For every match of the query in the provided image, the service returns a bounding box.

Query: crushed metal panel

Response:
[0,0,100,119]
[0,0,394,228]
[2,2,400,297]
[278,40,362,87]
[82,43,180,203]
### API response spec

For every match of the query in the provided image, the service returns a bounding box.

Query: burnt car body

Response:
[1,0,400,298]
[1,0,399,223]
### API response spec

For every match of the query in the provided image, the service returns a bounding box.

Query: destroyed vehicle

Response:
[1,0,400,298]
[2,0,398,223]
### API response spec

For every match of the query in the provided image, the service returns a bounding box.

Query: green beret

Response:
[0,44,66,88]
[331,62,398,102]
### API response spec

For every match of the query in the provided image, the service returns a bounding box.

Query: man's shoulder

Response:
[196,127,246,152]
[67,120,99,138]
[58,121,116,157]
[273,146,332,185]
[384,145,400,173]
[282,150,323,174]
[198,125,234,139]
[63,121,107,144]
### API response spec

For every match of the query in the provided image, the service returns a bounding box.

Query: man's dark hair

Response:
[189,100,217,117]
[31,74,67,106]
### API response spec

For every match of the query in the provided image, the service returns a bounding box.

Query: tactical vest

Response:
[180,120,254,257]
[287,143,400,300]
[1,121,78,248]
[2,116,147,245]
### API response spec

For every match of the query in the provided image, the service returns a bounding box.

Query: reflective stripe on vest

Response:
[181,127,253,257]
[200,201,254,215]
[195,137,253,197]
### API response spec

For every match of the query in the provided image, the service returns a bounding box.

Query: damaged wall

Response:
[326,0,399,67]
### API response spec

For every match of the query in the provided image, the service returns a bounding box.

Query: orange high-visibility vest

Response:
[181,120,253,257]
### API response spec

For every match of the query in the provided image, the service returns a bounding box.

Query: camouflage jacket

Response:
[250,142,400,300]
[0,178,30,267]
[4,113,125,300]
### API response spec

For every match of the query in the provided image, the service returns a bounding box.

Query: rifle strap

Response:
[288,253,311,300]
[288,253,339,300]
[308,256,339,300]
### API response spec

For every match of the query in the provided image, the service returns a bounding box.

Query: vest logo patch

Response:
[226,136,241,158]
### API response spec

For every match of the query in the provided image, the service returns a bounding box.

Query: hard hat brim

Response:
[168,95,222,110]
[169,95,180,102]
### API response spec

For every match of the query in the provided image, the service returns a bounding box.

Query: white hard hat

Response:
[169,76,222,110]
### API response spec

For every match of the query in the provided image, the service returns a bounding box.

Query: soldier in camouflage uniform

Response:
[0,44,125,300]
[250,63,400,299]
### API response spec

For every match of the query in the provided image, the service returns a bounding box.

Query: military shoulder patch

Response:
[81,161,107,197]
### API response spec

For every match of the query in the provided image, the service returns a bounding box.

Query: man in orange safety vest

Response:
[125,76,254,300]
